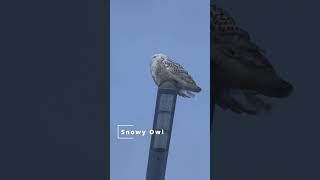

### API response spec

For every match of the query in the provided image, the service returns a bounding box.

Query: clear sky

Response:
[110,0,210,180]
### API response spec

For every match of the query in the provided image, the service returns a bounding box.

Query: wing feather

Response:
[162,58,198,86]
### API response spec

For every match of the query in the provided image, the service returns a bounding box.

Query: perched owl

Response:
[211,5,293,114]
[150,53,201,98]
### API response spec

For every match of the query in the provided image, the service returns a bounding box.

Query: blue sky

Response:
[110,0,210,179]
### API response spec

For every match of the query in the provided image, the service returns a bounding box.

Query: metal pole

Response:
[146,81,178,180]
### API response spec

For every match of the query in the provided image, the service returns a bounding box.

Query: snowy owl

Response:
[211,4,293,114]
[150,53,201,98]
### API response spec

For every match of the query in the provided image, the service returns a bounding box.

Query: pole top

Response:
[159,81,177,90]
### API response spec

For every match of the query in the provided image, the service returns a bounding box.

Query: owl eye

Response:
[153,55,157,58]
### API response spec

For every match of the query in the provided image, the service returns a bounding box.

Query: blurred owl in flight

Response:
[150,53,201,98]
[211,4,293,114]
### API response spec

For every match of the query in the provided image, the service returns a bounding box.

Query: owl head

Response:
[151,53,167,60]
[150,53,167,65]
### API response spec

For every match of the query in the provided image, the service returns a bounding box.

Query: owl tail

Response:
[178,90,196,98]
[190,85,201,92]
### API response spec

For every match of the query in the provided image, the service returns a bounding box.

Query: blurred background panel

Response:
[214,0,320,179]
[0,0,108,179]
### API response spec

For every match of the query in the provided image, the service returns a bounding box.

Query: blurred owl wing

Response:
[222,39,276,73]
[213,7,262,51]
[213,7,276,73]
[212,7,250,38]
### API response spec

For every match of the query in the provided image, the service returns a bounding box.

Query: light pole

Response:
[146,81,178,180]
